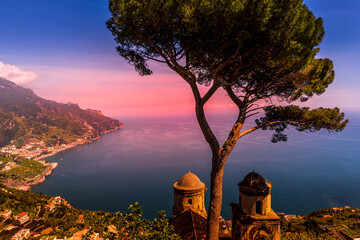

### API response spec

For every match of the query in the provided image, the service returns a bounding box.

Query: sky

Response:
[0,0,359,117]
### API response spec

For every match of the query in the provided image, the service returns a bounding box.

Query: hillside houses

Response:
[46,196,67,212]
[14,212,30,225]
[0,161,16,172]
[0,143,44,159]
[0,138,85,160]
[12,228,30,240]
[0,209,12,221]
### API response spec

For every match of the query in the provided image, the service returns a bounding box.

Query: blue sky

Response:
[0,0,359,116]
[0,0,117,67]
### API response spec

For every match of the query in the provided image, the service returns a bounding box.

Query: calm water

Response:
[32,112,360,219]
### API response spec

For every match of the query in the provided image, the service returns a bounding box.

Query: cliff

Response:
[0,77,123,147]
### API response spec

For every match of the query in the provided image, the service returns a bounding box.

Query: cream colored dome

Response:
[174,172,205,190]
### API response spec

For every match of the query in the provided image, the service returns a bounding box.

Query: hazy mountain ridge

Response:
[0,77,122,147]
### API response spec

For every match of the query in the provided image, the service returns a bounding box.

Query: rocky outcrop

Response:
[3,162,58,191]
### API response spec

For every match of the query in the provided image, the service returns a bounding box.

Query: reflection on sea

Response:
[32,112,360,219]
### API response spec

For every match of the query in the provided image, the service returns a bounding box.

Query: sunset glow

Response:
[0,0,359,117]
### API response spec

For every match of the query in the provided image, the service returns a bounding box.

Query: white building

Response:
[12,229,30,240]
[14,212,30,225]
[0,209,12,221]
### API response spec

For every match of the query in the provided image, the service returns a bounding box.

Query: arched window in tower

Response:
[256,201,262,214]
[173,172,207,218]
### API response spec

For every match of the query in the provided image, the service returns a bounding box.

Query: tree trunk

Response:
[191,83,239,240]
[206,155,225,240]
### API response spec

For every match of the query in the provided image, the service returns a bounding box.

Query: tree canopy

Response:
[107,0,347,140]
[107,1,348,239]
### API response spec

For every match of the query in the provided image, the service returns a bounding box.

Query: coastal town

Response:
[0,136,100,192]
[0,138,94,161]
[0,76,123,192]
[0,115,121,192]
[0,186,91,240]
[0,185,175,240]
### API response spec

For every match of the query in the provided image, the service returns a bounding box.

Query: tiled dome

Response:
[238,171,270,196]
[174,172,205,190]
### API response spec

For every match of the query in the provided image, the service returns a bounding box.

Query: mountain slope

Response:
[0,77,122,147]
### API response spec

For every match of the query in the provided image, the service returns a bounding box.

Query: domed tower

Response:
[231,171,280,240]
[238,171,272,216]
[173,172,207,218]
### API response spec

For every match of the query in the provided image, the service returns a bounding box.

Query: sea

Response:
[31,111,360,220]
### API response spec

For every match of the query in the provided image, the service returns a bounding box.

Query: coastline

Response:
[34,125,123,161]
[33,140,89,161]
[4,162,58,191]
[7,126,123,191]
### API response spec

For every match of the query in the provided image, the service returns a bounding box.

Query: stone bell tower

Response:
[231,171,281,240]
[173,172,207,218]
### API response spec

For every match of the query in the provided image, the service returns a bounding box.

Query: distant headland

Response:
[0,77,123,190]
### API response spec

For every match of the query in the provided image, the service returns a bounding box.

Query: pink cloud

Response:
[0,61,38,84]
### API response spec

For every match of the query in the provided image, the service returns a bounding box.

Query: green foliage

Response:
[2,186,360,240]
[0,186,179,239]
[107,1,347,238]
[256,106,348,142]
[0,184,50,214]
[280,207,360,239]
[83,202,181,240]
[107,0,333,101]
[107,0,347,139]
[0,155,47,181]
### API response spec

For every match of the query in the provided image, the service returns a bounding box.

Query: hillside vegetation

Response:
[0,185,180,240]
[0,77,122,148]
[0,185,359,239]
